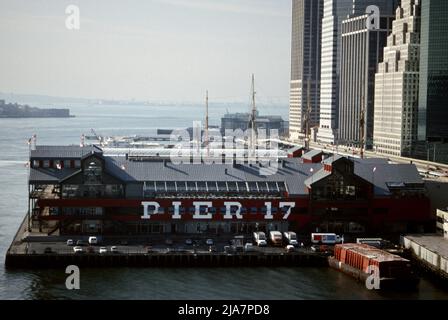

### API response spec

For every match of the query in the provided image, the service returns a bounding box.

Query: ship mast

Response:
[205,90,209,157]
[304,78,311,150]
[359,94,365,159]
[359,70,366,159]
[249,74,257,154]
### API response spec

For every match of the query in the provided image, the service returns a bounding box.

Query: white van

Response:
[269,231,283,246]
[283,231,299,246]
[253,232,267,247]
[88,236,98,245]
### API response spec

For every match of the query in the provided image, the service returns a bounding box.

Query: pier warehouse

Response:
[28,145,432,236]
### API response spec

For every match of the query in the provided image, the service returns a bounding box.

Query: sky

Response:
[0,0,292,104]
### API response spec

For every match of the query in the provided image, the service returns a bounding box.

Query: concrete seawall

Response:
[5,252,328,269]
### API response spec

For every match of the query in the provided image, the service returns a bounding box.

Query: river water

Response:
[0,102,447,300]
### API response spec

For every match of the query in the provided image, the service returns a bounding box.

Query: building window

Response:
[83,159,102,184]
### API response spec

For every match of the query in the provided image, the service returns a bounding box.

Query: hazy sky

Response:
[0,0,291,103]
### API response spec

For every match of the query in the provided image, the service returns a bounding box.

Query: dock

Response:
[5,215,328,269]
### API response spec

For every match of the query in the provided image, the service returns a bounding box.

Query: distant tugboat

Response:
[328,243,420,290]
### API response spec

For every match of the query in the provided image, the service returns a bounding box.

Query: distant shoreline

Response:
[0,115,75,119]
[0,100,73,118]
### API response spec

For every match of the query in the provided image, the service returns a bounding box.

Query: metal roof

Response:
[287,146,305,154]
[29,168,79,183]
[28,146,424,197]
[322,154,344,164]
[302,149,323,160]
[30,145,102,159]
[355,163,424,196]
[304,169,331,187]
[105,157,320,196]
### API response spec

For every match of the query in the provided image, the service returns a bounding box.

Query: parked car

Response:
[44,247,53,254]
[244,243,255,252]
[111,246,119,254]
[209,245,217,253]
[76,240,85,246]
[99,247,107,254]
[269,231,283,246]
[73,246,83,253]
[283,232,299,247]
[285,245,295,253]
[88,236,98,245]
[66,239,74,246]
[232,236,245,252]
[253,232,267,247]
[206,239,214,246]
[185,239,193,245]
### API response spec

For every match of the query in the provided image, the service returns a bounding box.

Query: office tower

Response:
[418,0,448,143]
[289,0,323,142]
[338,14,395,149]
[317,0,399,145]
[373,0,421,157]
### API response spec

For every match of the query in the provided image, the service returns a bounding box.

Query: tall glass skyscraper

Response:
[317,0,399,145]
[418,0,448,143]
[338,14,395,149]
[289,0,323,142]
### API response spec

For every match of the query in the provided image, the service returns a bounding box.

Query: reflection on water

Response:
[3,266,448,300]
[0,103,448,300]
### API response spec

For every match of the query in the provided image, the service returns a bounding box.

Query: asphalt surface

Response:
[24,239,310,255]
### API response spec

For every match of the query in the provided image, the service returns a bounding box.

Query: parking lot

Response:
[23,237,312,256]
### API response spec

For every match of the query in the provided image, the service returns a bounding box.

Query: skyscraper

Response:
[317,0,399,145]
[373,0,421,157]
[418,0,448,143]
[289,0,323,142]
[338,13,395,149]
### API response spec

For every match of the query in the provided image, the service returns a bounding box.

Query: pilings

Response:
[5,252,328,269]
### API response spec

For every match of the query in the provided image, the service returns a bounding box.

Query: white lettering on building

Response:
[193,202,213,219]
[141,202,160,220]
[223,202,243,220]
[140,201,295,220]
[279,202,296,220]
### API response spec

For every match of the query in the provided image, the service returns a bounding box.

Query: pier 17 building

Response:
[27,145,433,236]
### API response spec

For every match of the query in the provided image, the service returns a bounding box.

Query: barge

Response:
[329,243,420,290]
